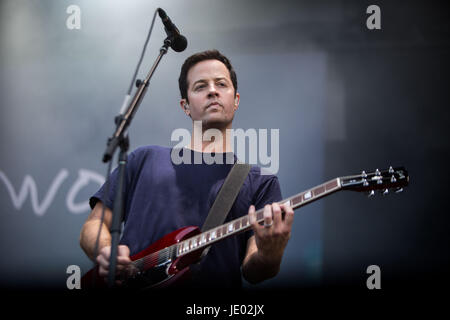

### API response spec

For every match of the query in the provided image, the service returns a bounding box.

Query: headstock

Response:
[340,166,409,196]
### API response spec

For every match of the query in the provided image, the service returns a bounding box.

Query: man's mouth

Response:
[206,101,222,109]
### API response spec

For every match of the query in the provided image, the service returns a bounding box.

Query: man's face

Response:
[181,59,239,130]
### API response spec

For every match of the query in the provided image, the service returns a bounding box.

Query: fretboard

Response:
[174,178,341,258]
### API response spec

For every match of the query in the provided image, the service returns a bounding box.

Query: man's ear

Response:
[180,99,190,116]
[234,92,240,111]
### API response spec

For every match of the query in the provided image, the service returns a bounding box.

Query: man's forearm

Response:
[242,251,282,284]
[79,219,111,261]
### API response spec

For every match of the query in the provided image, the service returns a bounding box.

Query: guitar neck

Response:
[174,178,342,258]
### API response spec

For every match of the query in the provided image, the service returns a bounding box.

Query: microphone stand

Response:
[103,36,173,288]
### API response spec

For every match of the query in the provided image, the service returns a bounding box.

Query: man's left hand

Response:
[248,202,294,265]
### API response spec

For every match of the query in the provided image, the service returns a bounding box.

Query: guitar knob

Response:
[368,190,375,198]
[362,170,367,178]
[395,187,403,193]
[391,175,397,183]
[363,179,369,187]
[375,169,381,176]
[389,166,394,174]
[382,188,389,195]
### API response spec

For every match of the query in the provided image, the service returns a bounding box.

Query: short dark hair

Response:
[178,49,238,102]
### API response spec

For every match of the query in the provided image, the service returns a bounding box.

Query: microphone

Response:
[157,8,187,52]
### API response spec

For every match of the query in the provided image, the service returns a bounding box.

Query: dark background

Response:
[320,1,450,290]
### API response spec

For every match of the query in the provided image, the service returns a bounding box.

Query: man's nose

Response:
[207,83,219,98]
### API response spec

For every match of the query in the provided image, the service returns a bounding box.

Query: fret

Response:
[222,225,227,235]
[216,227,222,238]
[325,179,339,190]
[228,223,234,233]
[241,216,249,228]
[210,229,217,240]
[256,211,264,220]
[192,237,198,248]
[291,195,302,206]
[313,185,325,196]
[234,220,241,230]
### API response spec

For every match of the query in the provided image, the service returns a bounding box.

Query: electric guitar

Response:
[81,166,409,289]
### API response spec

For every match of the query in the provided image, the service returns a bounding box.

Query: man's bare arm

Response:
[79,201,132,282]
[242,236,281,284]
[79,201,113,261]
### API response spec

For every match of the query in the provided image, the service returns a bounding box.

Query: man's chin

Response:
[200,118,232,131]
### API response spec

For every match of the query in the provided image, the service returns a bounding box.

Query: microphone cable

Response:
[119,8,159,114]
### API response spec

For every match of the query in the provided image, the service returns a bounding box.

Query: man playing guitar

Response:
[79,50,294,288]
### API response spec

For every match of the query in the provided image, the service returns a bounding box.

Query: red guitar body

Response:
[81,226,203,289]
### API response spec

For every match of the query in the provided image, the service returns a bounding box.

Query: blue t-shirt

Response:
[90,145,282,288]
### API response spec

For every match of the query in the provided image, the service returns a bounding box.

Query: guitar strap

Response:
[199,160,251,258]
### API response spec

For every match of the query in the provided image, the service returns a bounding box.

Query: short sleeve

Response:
[89,149,139,211]
[252,176,283,210]
[240,175,283,243]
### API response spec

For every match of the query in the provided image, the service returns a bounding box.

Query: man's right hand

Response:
[96,245,132,284]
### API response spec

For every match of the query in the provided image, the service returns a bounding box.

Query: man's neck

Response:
[187,123,233,153]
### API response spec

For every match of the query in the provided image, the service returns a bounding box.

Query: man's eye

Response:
[217,82,226,87]
[195,84,205,90]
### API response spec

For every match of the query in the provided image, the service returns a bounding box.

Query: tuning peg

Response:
[363,179,369,187]
[389,166,394,174]
[382,188,389,195]
[367,190,375,198]
[395,187,403,193]
[391,175,397,183]
[375,169,382,184]
[362,170,367,178]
